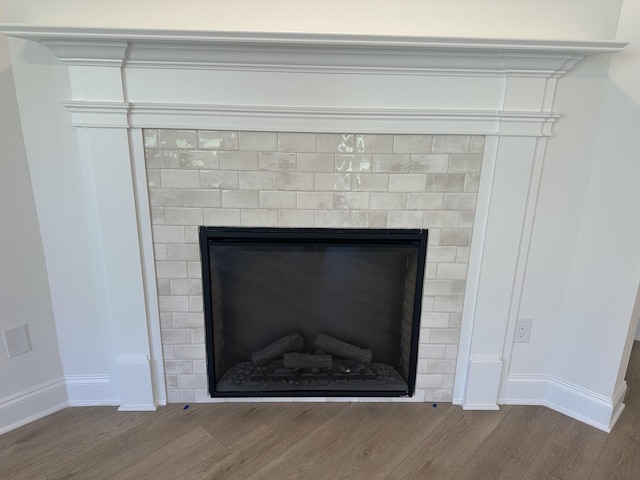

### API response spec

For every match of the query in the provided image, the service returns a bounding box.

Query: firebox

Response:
[200,227,428,397]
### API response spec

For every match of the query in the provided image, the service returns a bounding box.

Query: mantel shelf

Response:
[0,24,626,53]
[0,24,626,74]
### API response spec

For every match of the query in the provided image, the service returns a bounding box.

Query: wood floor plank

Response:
[108,426,220,480]
[521,441,598,480]
[588,406,640,480]
[385,406,507,480]
[1,341,638,480]
[43,405,209,479]
[452,405,563,480]
[244,402,384,480]
[517,413,610,480]
[0,408,152,480]
[181,423,292,480]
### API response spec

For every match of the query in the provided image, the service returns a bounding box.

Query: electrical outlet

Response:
[513,317,533,343]
[3,324,32,358]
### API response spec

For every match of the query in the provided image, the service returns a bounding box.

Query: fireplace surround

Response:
[0,25,626,424]
[146,129,482,403]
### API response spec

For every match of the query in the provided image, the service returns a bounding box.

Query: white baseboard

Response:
[65,374,118,406]
[503,374,626,432]
[0,378,68,435]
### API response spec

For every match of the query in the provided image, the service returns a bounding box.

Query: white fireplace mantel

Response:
[1,25,625,427]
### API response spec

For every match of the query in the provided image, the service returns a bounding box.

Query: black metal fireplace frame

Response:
[199,227,428,398]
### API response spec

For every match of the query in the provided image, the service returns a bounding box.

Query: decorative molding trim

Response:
[502,374,625,432]
[461,354,503,410]
[65,374,118,406]
[63,101,560,136]
[609,380,627,431]
[65,102,129,128]
[0,26,625,74]
[115,354,156,411]
[0,378,68,434]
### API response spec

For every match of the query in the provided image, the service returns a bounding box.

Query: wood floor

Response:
[2,342,639,479]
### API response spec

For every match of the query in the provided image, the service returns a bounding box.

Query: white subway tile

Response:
[158,129,198,149]
[165,207,203,226]
[423,211,460,228]
[425,174,466,193]
[278,133,317,153]
[182,190,221,208]
[167,389,195,403]
[220,151,259,170]
[352,174,389,192]
[203,208,241,225]
[449,155,482,174]
[298,153,335,172]
[260,191,297,209]
[159,295,190,312]
[437,263,468,280]
[198,130,238,150]
[387,211,423,228]
[277,172,315,190]
[239,131,277,151]
[175,344,206,360]
[278,210,315,227]
[356,134,394,153]
[221,190,260,208]
[238,171,277,190]
[432,135,471,154]
[179,151,219,170]
[240,209,278,226]
[389,174,427,192]
[149,188,183,207]
[333,192,370,210]
[317,133,354,153]
[259,152,297,171]
[297,192,333,209]
[170,278,202,296]
[407,193,443,210]
[143,129,158,148]
[152,225,185,243]
[200,170,239,189]
[410,154,449,173]
[172,312,205,328]
[372,154,411,173]
[443,193,477,211]
[314,210,351,227]
[350,210,387,228]
[393,135,433,154]
[315,173,351,191]
[370,192,407,210]
[155,261,188,279]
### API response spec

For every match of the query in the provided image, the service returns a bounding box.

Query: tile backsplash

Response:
[144,130,483,403]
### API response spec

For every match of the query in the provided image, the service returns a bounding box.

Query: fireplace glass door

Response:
[200,227,427,397]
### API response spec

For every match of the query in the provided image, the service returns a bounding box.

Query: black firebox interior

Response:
[199,227,428,397]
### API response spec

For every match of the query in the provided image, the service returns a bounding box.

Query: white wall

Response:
[0,0,623,38]
[506,51,612,379]
[6,36,121,405]
[505,0,640,429]
[0,5,67,433]
[553,0,640,397]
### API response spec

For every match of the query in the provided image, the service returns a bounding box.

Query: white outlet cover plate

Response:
[3,324,31,358]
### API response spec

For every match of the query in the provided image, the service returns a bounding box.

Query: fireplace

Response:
[0,25,625,425]
[200,227,427,397]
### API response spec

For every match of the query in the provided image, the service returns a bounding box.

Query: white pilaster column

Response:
[62,42,157,410]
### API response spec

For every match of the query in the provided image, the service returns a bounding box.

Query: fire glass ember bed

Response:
[199,227,428,397]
